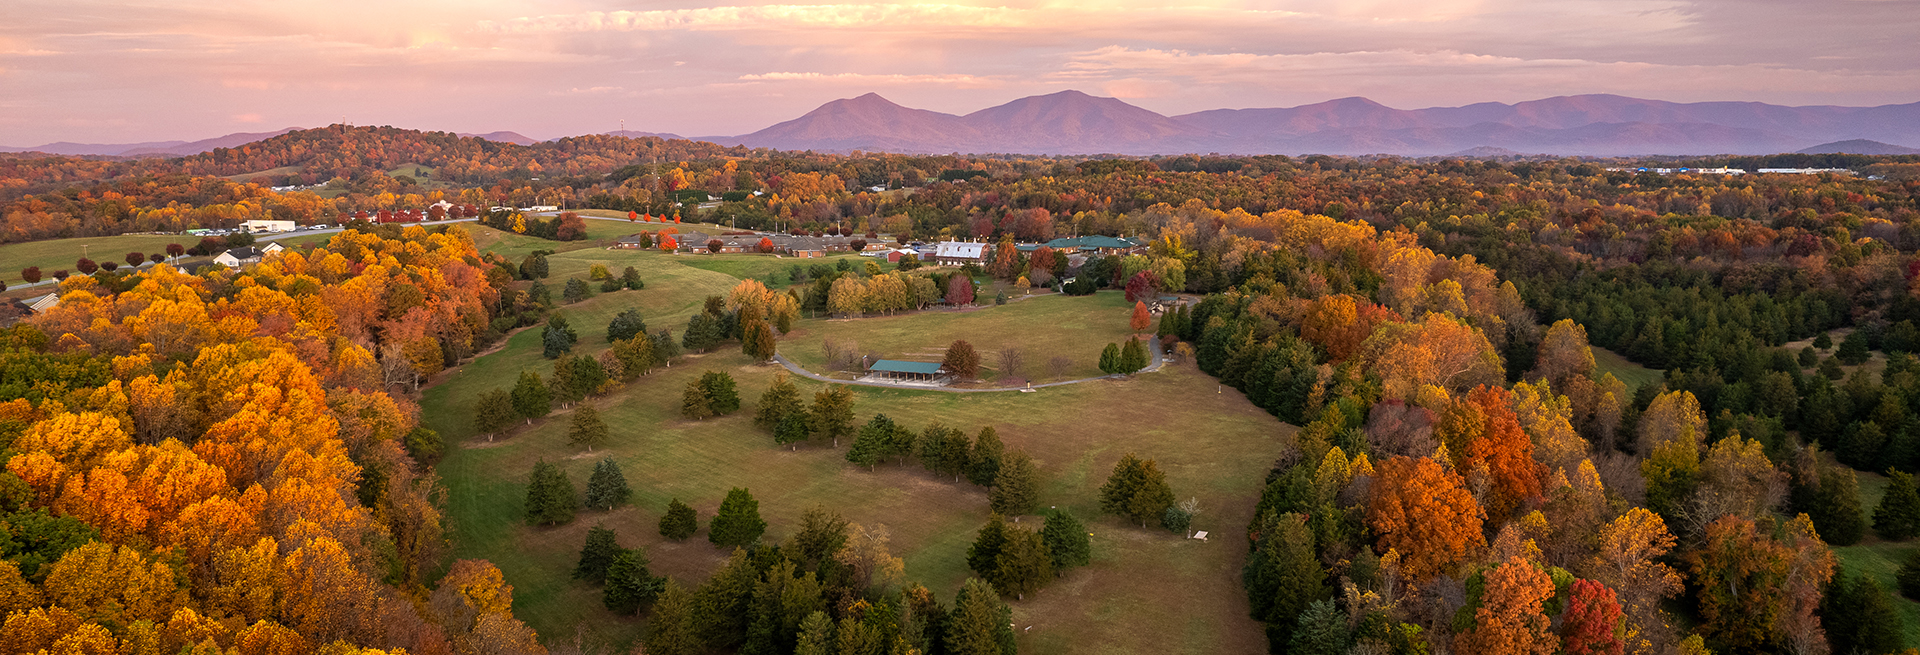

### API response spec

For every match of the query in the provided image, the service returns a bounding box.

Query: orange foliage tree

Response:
[1367,455,1486,580]
[1455,556,1560,655]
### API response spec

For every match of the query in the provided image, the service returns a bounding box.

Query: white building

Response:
[214,247,264,268]
[934,241,989,266]
[242,219,296,233]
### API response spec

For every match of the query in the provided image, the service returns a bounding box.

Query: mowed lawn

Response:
[0,234,191,287]
[1834,467,1920,648]
[1592,346,1662,395]
[431,350,1280,654]
[782,290,1141,384]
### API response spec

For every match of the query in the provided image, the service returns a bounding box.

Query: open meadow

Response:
[782,291,1142,383]
[0,233,189,287]
[422,248,1281,654]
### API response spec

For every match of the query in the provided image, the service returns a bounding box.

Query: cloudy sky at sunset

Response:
[3,0,1917,145]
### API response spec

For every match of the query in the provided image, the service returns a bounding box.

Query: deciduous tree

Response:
[568,405,608,452]
[990,450,1039,517]
[1455,556,1559,655]
[944,340,981,380]
[809,385,855,447]
[1561,579,1625,655]
[1367,455,1485,581]
[510,371,550,425]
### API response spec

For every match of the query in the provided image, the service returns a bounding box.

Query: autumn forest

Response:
[6,125,1920,655]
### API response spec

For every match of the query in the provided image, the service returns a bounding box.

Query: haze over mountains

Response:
[6,91,1918,158]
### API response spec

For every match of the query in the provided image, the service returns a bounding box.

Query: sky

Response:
[2,0,1918,145]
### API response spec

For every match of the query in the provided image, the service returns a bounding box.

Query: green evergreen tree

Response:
[1241,512,1326,650]
[1838,329,1873,365]
[607,309,649,342]
[991,526,1053,599]
[967,427,1005,487]
[810,385,856,447]
[1157,305,1179,338]
[939,427,973,484]
[1840,421,1889,470]
[568,405,610,452]
[527,279,551,305]
[524,460,578,526]
[1041,508,1092,571]
[989,450,1039,517]
[743,319,778,362]
[755,373,803,431]
[848,413,895,471]
[683,312,725,352]
[604,547,663,614]
[1287,599,1352,655]
[583,458,631,510]
[1816,332,1835,349]
[782,506,851,572]
[700,370,741,415]
[1898,548,1920,601]
[1877,469,1920,540]
[563,277,592,303]
[966,514,1011,582]
[1120,337,1148,374]
[1814,465,1868,546]
[1162,505,1193,535]
[681,379,715,420]
[795,611,836,655]
[775,409,811,450]
[885,421,919,464]
[622,266,645,290]
[1099,453,1176,527]
[645,579,701,655]
[510,370,551,424]
[542,324,574,358]
[1822,567,1905,655]
[659,498,699,540]
[1098,342,1120,374]
[709,487,767,549]
[693,549,757,648]
[573,524,621,582]
[946,578,1015,655]
[473,388,516,439]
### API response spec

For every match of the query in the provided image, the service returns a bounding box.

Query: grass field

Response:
[1593,346,1663,394]
[0,234,192,287]
[423,246,1275,653]
[783,291,1140,384]
[430,351,1277,654]
[1830,464,1920,648]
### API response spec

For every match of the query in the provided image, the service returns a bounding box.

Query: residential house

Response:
[214,247,263,268]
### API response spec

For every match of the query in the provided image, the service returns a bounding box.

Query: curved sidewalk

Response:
[770,336,1165,393]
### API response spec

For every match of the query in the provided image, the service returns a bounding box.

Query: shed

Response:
[868,360,946,381]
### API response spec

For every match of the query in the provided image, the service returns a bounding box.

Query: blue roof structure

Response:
[869,360,944,375]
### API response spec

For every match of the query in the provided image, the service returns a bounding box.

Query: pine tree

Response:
[1099,453,1176,527]
[743,319,777,362]
[604,548,662,614]
[563,278,592,304]
[622,266,645,290]
[775,409,811,450]
[681,379,715,420]
[607,309,649,342]
[1098,342,1120,374]
[967,427,1005,487]
[1813,465,1868,546]
[525,460,578,526]
[755,373,803,432]
[573,525,621,582]
[1898,548,1920,600]
[1242,512,1326,649]
[511,371,551,424]
[946,578,1015,655]
[473,388,515,440]
[810,385,855,447]
[990,450,1039,517]
[1287,600,1351,655]
[709,487,767,549]
[584,458,631,510]
[1823,568,1904,655]
[1041,508,1092,571]
[682,313,724,352]
[660,498,699,540]
[795,611,836,655]
[966,514,1010,581]
[568,405,609,452]
[700,370,741,415]
[645,579,700,655]
[543,324,574,358]
[1877,469,1920,540]
[991,526,1053,599]
[1120,337,1147,374]
[848,414,894,471]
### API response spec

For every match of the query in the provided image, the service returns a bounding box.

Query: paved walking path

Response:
[770,336,1165,393]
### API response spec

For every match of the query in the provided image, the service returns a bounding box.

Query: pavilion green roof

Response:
[869,360,944,374]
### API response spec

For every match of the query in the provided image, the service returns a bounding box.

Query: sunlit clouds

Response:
[0,0,1915,144]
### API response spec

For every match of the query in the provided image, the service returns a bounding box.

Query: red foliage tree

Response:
[627,210,638,222]
[1463,385,1545,518]
[125,252,145,266]
[555,212,587,241]
[1561,579,1625,655]
[706,239,723,253]
[946,275,975,306]
[100,262,119,272]
[850,239,867,252]
[1125,270,1161,302]
[757,237,775,253]
[1130,301,1152,332]
[148,253,165,264]
[165,243,185,257]
[660,236,678,251]
[76,258,98,274]
[21,267,41,284]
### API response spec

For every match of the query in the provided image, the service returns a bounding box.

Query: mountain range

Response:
[5,91,1918,157]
